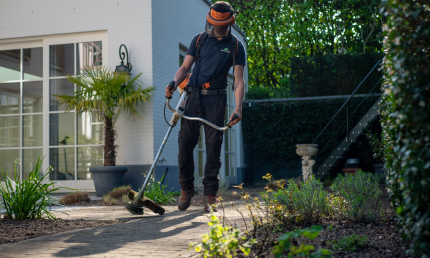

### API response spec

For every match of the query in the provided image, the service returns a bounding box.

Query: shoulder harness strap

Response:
[230,35,239,91]
[195,32,208,60]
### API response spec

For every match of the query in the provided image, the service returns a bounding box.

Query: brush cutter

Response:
[125,81,239,215]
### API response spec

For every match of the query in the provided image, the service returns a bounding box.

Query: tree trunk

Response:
[104,116,116,166]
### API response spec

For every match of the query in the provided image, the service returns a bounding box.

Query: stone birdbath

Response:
[296,144,318,181]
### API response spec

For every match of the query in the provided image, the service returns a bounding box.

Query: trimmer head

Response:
[125,201,144,215]
[125,190,165,216]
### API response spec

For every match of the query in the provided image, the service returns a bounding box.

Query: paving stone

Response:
[1,203,247,258]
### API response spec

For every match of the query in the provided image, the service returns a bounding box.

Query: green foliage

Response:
[189,213,256,258]
[107,185,132,199]
[380,0,430,256]
[0,158,71,220]
[290,53,383,97]
[220,0,382,88]
[269,176,329,225]
[330,171,383,221]
[272,225,333,258]
[56,67,155,166]
[242,96,379,166]
[59,192,90,205]
[102,195,119,205]
[143,174,175,205]
[330,234,368,251]
[245,84,297,100]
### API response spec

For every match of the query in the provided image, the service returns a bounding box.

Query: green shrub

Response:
[245,85,296,100]
[290,53,383,97]
[108,185,131,199]
[380,0,430,256]
[269,176,329,225]
[330,171,383,221]
[59,192,90,205]
[143,174,175,205]
[272,225,333,258]
[189,213,256,258]
[242,96,379,169]
[0,158,70,220]
[102,195,118,205]
[330,234,368,251]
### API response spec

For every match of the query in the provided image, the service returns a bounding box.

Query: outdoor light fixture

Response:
[115,44,132,83]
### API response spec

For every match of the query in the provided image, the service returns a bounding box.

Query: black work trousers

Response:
[178,90,226,196]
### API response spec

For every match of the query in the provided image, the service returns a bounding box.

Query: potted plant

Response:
[55,67,155,196]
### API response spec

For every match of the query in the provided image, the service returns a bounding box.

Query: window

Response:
[48,42,103,181]
[0,48,43,180]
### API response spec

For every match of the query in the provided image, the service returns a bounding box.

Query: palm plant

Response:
[55,67,155,166]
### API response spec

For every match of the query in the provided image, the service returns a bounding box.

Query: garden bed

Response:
[0,218,117,244]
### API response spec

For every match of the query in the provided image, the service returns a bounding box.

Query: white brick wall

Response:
[0,0,155,165]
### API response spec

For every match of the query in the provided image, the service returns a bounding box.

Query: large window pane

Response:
[23,148,43,179]
[0,149,20,180]
[0,50,20,81]
[23,114,43,147]
[0,83,20,114]
[23,48,43,80]
[77,146,103,180]
[76,42,102,73]
[49,44,74,77]
[50,147,75,180]
[49,79,74,111]
[77,112,103,145]
[0,116,20,148]
[23,81,43,113]
[50,113,75,146]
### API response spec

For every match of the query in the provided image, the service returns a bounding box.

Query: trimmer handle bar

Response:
[165,80,239,130]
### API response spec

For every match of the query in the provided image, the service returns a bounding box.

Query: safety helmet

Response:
[205,6,236,38]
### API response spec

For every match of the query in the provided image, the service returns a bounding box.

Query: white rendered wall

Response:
[0,0,155,166]
[151,0,248,170]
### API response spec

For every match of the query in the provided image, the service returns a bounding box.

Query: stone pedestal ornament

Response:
[296,144,318,181]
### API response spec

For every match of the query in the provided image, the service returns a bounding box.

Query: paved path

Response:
[0,203,247,258]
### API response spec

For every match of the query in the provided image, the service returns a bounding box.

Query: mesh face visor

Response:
[205,9,235,37]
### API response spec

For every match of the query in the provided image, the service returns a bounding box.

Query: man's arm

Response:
[165,55,195,98]
[229,65,245,126]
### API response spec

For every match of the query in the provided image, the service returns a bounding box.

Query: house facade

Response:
[0,0,248,191]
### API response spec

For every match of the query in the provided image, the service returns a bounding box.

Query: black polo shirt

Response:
[186,33,246,90]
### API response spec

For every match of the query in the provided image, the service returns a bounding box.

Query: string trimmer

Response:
[125,81,239,215]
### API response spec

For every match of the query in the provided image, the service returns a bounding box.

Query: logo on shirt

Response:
[221,48,230,53]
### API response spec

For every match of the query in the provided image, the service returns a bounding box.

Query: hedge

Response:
[290,53,384,97]
[380,0,430,257]
[242,95,380,172]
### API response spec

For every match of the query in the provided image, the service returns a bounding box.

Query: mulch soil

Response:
[0,218,117,245]
[236,184,412,258]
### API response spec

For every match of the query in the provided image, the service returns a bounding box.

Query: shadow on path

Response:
[54,210,204,257]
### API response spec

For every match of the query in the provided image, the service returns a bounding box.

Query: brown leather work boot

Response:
[177,189,195,211]
[204,195,217,213]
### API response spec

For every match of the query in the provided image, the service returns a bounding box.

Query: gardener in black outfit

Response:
[165,1,246,212]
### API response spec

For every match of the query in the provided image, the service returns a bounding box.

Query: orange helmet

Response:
[205,4,236,38]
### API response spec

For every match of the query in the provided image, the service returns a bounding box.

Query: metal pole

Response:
[346,105,349,141]
[136,126,174,200]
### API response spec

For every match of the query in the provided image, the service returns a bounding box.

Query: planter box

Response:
[90,166,128,197]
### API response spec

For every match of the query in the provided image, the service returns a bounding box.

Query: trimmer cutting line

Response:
[125,81,239,215]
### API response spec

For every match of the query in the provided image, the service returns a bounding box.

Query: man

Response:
[165,1,246,212]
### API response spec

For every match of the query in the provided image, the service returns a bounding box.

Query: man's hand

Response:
[165,83,177,98]
[229,109,242,126]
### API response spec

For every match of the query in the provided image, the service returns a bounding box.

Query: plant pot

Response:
[372,163,385,183]
[342,168,360,176]
[89,166,128,197]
